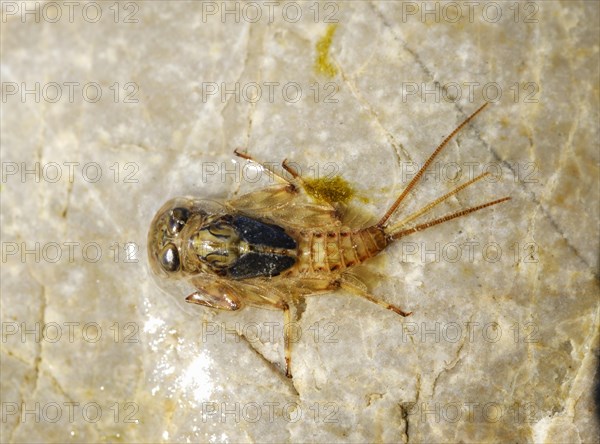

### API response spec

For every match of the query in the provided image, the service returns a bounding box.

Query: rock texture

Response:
[2,1,598,442]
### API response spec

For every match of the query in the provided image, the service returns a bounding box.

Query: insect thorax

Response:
[186,214,297,280]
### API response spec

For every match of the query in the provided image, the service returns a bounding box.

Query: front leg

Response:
[185,277,243,310]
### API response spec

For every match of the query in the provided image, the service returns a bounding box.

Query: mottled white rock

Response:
[1,1,598,443]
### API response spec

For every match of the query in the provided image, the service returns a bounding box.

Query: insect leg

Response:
[185,292,242,310]
[339,277,412,317]
[186,277,243,310]
[282,301,293,378]
[281,159,304,182]
[234,149,297,186]
[377,102,489,228]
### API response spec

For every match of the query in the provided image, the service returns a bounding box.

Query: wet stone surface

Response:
[1,1,598,442]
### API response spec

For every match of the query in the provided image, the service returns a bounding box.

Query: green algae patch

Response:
[304,175,355,205]
[314,24,338,77]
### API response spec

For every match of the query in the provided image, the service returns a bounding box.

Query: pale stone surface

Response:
[1,1,598,443]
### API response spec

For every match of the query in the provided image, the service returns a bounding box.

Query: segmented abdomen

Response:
[289,226,388,276]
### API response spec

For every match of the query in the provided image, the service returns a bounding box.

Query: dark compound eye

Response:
[160,243,180,272]
[168,207,190,234]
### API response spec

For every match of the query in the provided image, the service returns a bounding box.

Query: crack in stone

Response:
[61,179,74,220]
[111,141,183,157]
[368,2,434,81]
[368,1,594,274]
[332,53,413,165]
[46,372,77,405]
[467,111,594,274]
[236,23,267,199]
[9,280,46,442]
[237,328,300,397]
[399,402,410,443]
[244,24,266,147]
[60,63,85,222]
[397,374,421,444]
[1,348,31,366]
[2,351,28,442]
[565,311,600,417]
[31,284,46,399]
[217,24,253,157]
[225,23,268,200]
[431,327,469,398]
[303,336,326,392]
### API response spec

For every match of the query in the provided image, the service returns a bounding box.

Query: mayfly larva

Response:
[147,103,510,378]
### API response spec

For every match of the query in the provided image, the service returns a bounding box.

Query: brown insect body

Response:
[284,225,386,276]
[147,103,510,377]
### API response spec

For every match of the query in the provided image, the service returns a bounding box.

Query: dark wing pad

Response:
[228,253,296,279]
[233,215,297,249]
